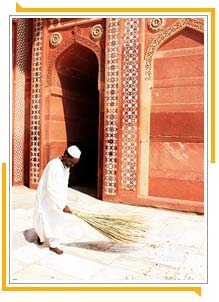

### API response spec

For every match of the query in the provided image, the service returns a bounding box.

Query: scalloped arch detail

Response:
[46,32,101,86]
[145,18,204,80]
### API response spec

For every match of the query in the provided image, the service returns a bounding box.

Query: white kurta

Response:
[33,158,70,247]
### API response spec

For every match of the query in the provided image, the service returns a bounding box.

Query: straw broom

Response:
[70,209,146,243]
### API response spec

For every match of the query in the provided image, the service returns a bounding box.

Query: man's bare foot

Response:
[49,247,63,255]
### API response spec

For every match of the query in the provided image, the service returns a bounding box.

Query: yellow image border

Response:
[3,4,215,292]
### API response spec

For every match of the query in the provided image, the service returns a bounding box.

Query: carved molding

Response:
[90,24,104,41]
[47,27,101,86]
[148,18,166,32]
[145,18,204,80]
[49,32,62,47]
[72,25,80,35]
[47,37,75,86]
[74,34,101,59]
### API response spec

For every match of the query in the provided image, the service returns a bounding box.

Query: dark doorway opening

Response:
[57,43,99,198]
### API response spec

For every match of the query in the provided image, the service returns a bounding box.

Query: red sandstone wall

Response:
[149,27,204,202]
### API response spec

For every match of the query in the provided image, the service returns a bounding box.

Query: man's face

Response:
[63,156,80,168]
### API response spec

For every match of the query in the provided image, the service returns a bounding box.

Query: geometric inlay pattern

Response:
[30,18,44,184]
[104,18,120,195]
[13,19,27,183]
[120,18,140,191]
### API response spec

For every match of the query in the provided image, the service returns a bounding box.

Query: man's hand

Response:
[63,205,71,213]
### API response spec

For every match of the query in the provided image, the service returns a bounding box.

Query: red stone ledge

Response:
[115,193,204,214]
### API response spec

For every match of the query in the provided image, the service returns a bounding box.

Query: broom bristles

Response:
[70,210,146,243]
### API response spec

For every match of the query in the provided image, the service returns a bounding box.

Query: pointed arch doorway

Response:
[56,43,101,198]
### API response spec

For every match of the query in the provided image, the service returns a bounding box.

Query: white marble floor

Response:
[10,186,206,284]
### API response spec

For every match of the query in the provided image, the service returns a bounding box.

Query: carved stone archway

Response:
[47,28,103,88]
[45,26,104,198]
[145,18,204,81]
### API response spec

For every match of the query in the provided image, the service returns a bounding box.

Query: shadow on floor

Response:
[65,241,144,253]
[66,241,113,251]
[70,184,97,198]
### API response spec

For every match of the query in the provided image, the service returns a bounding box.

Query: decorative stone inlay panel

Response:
[104,18,120,195]
[120,18,140,191]
[14,19,28,183]
[145,18,204,80]
[30,19,44,184]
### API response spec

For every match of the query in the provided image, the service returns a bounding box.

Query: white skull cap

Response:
[67,145,81,158]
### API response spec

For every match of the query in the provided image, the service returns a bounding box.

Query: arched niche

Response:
[139,18,204,198]
[44,32,104,198]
